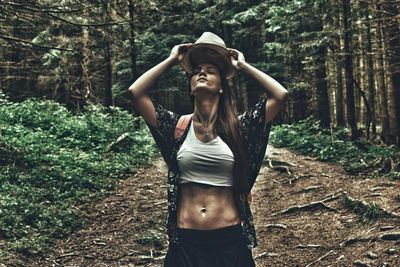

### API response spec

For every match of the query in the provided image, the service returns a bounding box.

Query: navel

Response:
[200,208,207,213]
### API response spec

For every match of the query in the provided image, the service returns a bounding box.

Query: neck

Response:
[193,96,219,126]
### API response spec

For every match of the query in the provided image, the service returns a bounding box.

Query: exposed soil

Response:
[14,146,400,266]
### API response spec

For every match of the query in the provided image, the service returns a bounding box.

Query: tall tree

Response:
[332,0,345,127]
[362,1,377,138]
[382,0,400,145]
[315,10,331,128]
[342,0,358,139]
[374,0,392,143]
[128,0,137,83]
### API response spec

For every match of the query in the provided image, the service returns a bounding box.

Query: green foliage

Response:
[343,198,383,223]
[270,118,400,177]
[0,97,156,255]
[135,230,164,247]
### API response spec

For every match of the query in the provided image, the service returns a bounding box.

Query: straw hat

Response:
[180,32,235,79]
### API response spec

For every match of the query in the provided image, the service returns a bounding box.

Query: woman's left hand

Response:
[228,48,246,71]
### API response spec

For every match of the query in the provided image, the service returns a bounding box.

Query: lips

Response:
[197,78,208,82]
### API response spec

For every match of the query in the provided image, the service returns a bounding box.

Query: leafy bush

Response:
[0,97,157,256]
[270,118,400,178]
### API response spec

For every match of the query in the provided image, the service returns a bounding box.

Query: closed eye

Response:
[192,66,218,75]
[206,67,217,74]
[192,68,201,74]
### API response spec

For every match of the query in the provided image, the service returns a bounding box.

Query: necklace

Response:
[194,113,214,137]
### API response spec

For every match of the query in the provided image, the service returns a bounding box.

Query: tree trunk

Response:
[382,0,400,145]
[75,0,91,111]
[315,45,331,128]
[342,0,358,139]
[374,0,391,143]
[128,0,137,82]
[104,33,113,107]
[363,1,376,138]
[334,3,345,127]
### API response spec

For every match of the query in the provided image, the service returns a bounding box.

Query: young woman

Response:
[128,32,288,267]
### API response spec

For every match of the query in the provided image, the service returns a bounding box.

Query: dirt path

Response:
[26,146,400,266]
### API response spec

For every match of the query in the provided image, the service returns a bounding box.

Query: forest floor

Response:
[16,146,400,267]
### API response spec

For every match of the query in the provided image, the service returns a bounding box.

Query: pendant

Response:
[205,131,209,136]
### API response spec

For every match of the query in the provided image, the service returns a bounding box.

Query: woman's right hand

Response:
[169,43,192,64]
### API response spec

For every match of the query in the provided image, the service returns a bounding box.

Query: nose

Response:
[198,69,207,77]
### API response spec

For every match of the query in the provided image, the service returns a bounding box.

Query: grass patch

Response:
[343,198,383,223]
[270,118,400,178]
[0,96,157,256]
[135,230,164,248]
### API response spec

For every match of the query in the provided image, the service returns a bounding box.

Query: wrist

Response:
[165,56,178,67]
[238,61,250,72]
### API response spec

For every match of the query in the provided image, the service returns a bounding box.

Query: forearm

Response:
[240,62,288,102]
[128,56,176,98]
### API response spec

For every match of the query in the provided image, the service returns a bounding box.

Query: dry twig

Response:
[305,250,335,267]
[295,244,323,249]
[265,223,287,230]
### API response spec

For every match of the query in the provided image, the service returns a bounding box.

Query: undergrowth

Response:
[343,198,383,223]
[0,96,156,258]
[270,118,400,178]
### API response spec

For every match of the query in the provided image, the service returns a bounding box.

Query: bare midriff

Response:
[177,182,240,230]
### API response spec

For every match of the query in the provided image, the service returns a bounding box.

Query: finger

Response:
[228,49,239,58]
[229,51,239,60]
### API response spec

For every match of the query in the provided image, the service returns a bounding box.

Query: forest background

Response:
[2,0,400,143]
[1,0,400,265]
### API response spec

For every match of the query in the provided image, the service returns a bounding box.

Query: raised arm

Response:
[128,44,191,127]
[228,48,289,124]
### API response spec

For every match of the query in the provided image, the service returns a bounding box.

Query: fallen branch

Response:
[305,250,335,267]
[339,236,378,247]
[380,225,395,231]
[254,252,279,259]
[321,192,343,202]
[380,232,400,241]
[353,259,372,267]
[339,232,400,247]
[154,200,167,206]
[295,244,322,249]
[288,175,299,185]
[265,159,293,176]
[265,223,287,230]
[272,201,338,216]
[272,193,342,216]
[296,185,324,194]
[56,252,78,259]
[265,158,297,167]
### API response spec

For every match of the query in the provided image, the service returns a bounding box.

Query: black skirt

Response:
[164,224,255,267]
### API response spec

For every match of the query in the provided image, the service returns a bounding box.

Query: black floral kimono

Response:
[146,98,271,249]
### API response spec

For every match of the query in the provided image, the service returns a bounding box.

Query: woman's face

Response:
[190,63,222,96]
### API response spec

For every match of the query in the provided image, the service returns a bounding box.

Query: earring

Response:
[219,89,223,94]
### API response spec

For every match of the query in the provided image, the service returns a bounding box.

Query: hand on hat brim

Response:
[227,48,246,71]
[169,43,193,64]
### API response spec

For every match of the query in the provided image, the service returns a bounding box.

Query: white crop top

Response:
[177,122,234,187]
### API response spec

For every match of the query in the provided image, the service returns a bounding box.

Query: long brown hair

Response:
[188,71,248,207]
